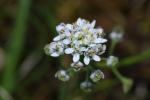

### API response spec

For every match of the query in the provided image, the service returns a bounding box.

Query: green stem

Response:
[111,67,124,81]
[58,83,67,100]
[111,67,133,93]
[109,41,117,55]
[2,0,31,92]
[85,68,90,81]
[118,50,150,67]
[58,56,68,100]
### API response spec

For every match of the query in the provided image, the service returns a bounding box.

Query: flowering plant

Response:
[44,18,132,92]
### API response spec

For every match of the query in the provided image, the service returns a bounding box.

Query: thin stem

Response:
[111,67,124,82]
[85,67,90,81]
[111,67,133,93]
[109,41,117,56]
[96,50,150,69]
[118,50,150,67]
[58,56,68,100]
[58,83,68,100]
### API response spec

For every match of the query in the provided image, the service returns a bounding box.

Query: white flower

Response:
[110,31,123,42]
[71,61,84,71]
[56,23,65,33]
[83,44,106,65]
[80,81,92,92]
[97,44,107,55]
[90,69,104,82]
[106,56,119,67]
[55,70,70,82]
[49,42,64,57]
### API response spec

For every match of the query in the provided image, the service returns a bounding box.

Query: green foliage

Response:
[2,0,31,92]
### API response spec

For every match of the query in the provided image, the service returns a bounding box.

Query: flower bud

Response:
[110,26,123,42]
[55,70,70,82]
[80,81,92,92]
[90,69,104,82]
[44,44,50,55]
[71,61,84,71]
[106,56,119,67]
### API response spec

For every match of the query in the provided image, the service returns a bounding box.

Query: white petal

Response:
[96,28,103,33]
[76,18,82,26]
[94,38,107,43]
[65,48,74,54]
[51,52,59,57]
[84,56,90,65]
[66,24,73,30]
[74,32,80,38]
[63,39,70,45]
[102,45,106,51]
[80,47,87,51]
[60,70,66,75]
[64,30,71,36]
[49,42,56,49]
[53,34,65,41]
[73,53,80,62]
[92,55,101,61]
[53,35,61,41]
[56,24,64,32]
[91,20,96,28]
[78,61,83,66]
[99,45,107,55]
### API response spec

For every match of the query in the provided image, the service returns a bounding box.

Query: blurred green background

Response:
[0,0,150,100]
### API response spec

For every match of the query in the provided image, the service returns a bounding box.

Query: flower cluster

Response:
[45,18,107,66]
[45,18,107,91]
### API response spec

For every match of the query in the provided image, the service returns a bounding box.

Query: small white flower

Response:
[90,69,104,82]
[56,23,65,33]
[71,61,84,71]
[66,24,73,30]
[80,81,92,92]
[97,44,107,55]
[49,42,64,57]
[106,56,119,67]
[76,18,86,27]
[83,44,103,65]
[55,70,70,82]
[110,31,123,42]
